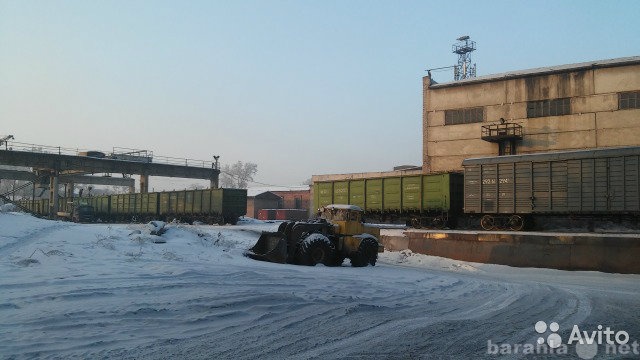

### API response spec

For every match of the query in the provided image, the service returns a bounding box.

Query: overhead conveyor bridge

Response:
[0,142,220,216]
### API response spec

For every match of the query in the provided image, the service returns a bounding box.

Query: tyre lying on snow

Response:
[246,204,384,267]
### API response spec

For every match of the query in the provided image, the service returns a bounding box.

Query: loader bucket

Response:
[245,232,288,263]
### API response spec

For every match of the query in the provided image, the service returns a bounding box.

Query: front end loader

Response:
[246,205,383,267]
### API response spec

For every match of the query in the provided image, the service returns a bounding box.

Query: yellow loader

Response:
[246,205,383,267]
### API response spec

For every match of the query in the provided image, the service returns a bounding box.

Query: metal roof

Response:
[462,146,640,166]
[430,56,640,89]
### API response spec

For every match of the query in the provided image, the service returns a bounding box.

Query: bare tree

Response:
[0,179,33,200]
[220,161,258,189]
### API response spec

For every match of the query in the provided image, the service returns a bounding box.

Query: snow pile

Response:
[236,216,267,225]
[380,249,482,272]
[0,203,18,212]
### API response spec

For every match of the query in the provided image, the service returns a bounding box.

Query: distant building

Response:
[246,191,282,219]
[245,187,311,219]
[270,189,310,210]
[423,56,640,173]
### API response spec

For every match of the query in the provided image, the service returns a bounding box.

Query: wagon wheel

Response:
[508,215,524,231]
[432,216,445,229]
[480,215,495,231]
[410,218,421,229]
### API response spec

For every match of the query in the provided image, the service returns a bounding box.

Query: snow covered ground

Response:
[1,211,639,359]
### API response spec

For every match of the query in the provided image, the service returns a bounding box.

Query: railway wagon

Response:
[463,146,640,230]
[19,188,247,225]
[19,199,49,215]
[313,173,463,227]
[85,193,153,221]
[101,188,246,224]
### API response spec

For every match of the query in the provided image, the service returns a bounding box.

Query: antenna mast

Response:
[452,35,477,80]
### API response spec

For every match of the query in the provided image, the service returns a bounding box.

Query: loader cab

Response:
[320,204,367,236]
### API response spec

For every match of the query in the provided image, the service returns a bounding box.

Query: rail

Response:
[2,141,217,169]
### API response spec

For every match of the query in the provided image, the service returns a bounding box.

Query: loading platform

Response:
[381,229,640,274]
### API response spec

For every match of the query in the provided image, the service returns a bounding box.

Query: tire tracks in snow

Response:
[0,219,72,258]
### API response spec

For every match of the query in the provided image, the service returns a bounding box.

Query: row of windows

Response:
[526,98,571,118]
[443,91,640,125]
[444,107,484,125]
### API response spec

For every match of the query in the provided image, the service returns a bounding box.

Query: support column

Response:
[66,182,74,197]
[50,173,59,217]
[140,174,149,193]
[210,176,219,189]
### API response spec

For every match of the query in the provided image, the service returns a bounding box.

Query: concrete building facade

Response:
[423,56,640,173]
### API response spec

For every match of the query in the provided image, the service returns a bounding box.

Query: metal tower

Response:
[452,36,476,81]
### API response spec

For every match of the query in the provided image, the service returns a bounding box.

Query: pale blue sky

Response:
[1,0,639,189]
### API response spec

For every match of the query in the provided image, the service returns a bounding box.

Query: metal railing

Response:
[481,123,523,141]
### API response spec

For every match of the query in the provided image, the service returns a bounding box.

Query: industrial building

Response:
[423,56,640,173]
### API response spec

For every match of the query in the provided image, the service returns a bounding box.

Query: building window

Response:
[444,107,484,125]
[526,98,571,118]
[619,92,640,110]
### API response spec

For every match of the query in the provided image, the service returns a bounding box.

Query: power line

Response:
[220,170,308,189]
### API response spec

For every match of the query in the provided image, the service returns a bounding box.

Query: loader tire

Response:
[350,236,378,267]
[297,233,335,266]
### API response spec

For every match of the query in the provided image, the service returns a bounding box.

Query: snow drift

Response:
[1,212,639,359]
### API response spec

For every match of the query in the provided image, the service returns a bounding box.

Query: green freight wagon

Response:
[349,180,365,209]
[89,196,111,219]
[313,173,463,227]
[314,182,334,210]
[16,187,247,225]
[219,188,247,224]
[365,179,383,212]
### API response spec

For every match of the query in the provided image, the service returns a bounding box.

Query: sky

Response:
[1,0,639,191]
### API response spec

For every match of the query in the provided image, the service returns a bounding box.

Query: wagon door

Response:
[532,162,550,212]
[365,179,383,212]
[608,156,625,211]
[624,155,640,212]
[594,158,609,212]
[333,181,349,205]
[515,162,533,214]
[497,163,515,214]
[481,164,498,213]
[349,180,365,209]
[464,165,481,214]
[550,161,568,212]
[402,176,422,213]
